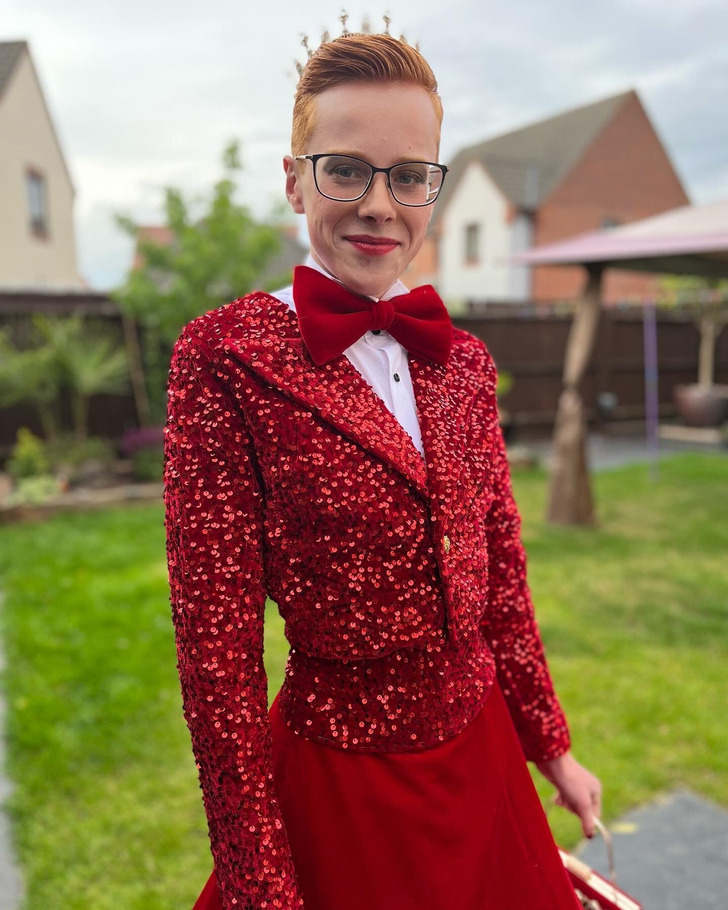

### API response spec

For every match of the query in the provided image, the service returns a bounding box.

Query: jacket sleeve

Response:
[164,330,304,909]
[478,354,571,763]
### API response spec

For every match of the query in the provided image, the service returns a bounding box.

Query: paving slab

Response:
[575,790,728,909]
[529,432,726,473]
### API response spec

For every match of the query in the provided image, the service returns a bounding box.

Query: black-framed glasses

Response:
[294,154,448,207]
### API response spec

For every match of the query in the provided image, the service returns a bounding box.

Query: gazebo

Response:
[512,199,728,525]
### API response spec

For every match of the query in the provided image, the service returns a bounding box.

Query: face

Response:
[284,81,440,298]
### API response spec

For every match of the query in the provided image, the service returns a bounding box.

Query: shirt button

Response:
[393,372,401,382]
[443,535,451,553]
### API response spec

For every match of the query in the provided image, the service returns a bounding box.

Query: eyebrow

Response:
[313,150,438,164]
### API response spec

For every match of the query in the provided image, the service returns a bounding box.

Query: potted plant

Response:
[661,278,728,426]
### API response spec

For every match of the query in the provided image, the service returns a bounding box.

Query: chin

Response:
[348,274,394,299]
[347,263,401,296]
[315,249,401,298]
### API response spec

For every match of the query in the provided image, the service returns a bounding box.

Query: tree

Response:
[0,328,63,443]
[0,315,129,443]
[35,316,130,441]
[546,266,602,526]
[113,141,283,422]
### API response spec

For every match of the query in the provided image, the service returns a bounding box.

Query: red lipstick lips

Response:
[345,235,400,256]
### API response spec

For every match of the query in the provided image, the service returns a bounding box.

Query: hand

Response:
[535,751,602,838]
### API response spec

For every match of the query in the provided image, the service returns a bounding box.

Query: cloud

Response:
[7,0,727,289]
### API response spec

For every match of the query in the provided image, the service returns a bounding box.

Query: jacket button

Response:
[443,535,451,553]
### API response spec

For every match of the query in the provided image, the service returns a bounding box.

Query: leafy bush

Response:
[7,429,50,481]
[5,475,61,506]
[496,371,514,399]
[119,426,165,482]
[131,446,164,482]
[119,426,165,458]
[46,435,115,471]
[0,317,129,444]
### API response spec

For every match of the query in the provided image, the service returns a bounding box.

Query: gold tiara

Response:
[294,11,419,78]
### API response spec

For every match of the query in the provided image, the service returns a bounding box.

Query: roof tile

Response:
[436,90,635,220]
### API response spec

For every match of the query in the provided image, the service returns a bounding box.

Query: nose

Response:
[356,172,397,222]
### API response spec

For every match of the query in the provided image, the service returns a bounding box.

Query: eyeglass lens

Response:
[315,156,444,205]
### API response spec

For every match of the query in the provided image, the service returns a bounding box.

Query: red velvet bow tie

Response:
[292,265,453,367]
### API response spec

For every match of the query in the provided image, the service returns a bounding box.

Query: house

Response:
[405,90,690,306]
[0,40,85,290]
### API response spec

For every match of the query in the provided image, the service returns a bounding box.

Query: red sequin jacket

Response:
[164,292,571,909]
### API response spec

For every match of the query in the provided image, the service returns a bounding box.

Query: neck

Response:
[307,251,400,301]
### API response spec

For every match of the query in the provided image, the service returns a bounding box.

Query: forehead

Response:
[306,81,440,163]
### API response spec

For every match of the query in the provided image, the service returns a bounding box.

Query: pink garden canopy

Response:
[509,198,728,525]
[512,199,728,279]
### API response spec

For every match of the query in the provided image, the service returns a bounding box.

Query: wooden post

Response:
[546,265,603,526]
[697,314,716,386]
[643,298,660,482]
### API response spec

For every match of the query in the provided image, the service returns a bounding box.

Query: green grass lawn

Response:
[0,452,726,908]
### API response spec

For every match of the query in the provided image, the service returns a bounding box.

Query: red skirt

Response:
[193,683,580,910]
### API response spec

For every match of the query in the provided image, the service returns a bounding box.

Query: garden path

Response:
[576,789,728,910]
[530,430,725,472]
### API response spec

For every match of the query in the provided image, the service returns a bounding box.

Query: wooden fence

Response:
[1,291,727,452]
[454,304,728,438]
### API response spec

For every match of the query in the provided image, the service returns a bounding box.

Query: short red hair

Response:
[291,33,443,155]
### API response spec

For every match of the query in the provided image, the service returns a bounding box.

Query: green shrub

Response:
[6,475,61,506]
[46,435,115,471]
[7,429,50,480]
[496,370,514,399]
[132,446,164,482]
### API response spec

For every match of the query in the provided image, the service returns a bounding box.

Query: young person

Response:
[164,27,601,910]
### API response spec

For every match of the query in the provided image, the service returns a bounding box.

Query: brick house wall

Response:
[532,92,690,302]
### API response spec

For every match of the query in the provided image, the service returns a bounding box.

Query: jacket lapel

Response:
[409,343,478,526]
[222,294,429,497]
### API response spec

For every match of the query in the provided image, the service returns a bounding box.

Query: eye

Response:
[333,166,360,179]
[394,171,424,185]
[323,157,369,181]
[391,164,429,188]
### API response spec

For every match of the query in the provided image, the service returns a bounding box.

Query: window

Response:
[26,169,49,237]
[464,223,481,265]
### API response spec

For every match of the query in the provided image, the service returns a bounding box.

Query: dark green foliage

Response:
[0,316,129,443]
[131,447,164,482]
[7,428,50,480]
[113,141,282,422]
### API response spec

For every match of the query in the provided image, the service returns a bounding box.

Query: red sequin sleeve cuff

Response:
[164,331,304,909]
[478,355,571,763]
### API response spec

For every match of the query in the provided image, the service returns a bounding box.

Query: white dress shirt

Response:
[271,256,425,457]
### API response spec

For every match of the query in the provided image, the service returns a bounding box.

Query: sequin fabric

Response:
[164,292,571,909]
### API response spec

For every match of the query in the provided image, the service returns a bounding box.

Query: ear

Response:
[283,156,305,215]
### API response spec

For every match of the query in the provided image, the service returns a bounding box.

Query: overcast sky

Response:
[7,0,728,290]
